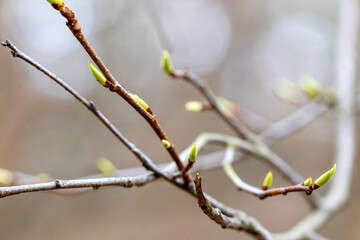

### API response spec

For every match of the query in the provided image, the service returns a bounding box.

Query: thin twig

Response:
[222,145,313,200]
[1,40,184,192]
[0,176,150,198]
[1,42,271,240]
[194,174,273,240]
[47,2,190,183]
[260,100,328,144]
[171,70,250,139]
[170,70,305,187]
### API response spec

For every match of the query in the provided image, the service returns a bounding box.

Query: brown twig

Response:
[48,1,190,183]
[1,39,185,191]
[222,145,313,200]
[194,174,273,240]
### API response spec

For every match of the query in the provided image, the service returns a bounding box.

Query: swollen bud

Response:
[37,173,51,183]
[262,171,273,190]
[96,157,116,177]
[303,177,312,186]
[128,92,150,111]
[89,62,107,86]
[300,76,321,99]
[0,168,13,186]
[273,79,300,103]
[47,0,64,5]
[162,139,172,149]
[161,50,174,74]
[185,101,203,112]
[189,144,197,163]
[313,164,336,189]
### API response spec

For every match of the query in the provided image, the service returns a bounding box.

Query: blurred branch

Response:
[171,69,250,139]
[275,0,358,238]
[260,100,328,144]
[170,69,305,187]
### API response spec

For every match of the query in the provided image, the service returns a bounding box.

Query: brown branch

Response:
[222,146,313,200]
[194,174,273,240]
[1,39,185,191]
[48,1,190,183]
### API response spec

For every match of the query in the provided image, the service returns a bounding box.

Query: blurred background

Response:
[0,0,359,239]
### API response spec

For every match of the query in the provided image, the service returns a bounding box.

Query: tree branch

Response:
[275,0,358,238]
[222,145,313,200]
[194,174,273,240]
[1,39,183,191]
[169,69,306,187]
[47,1,190,182]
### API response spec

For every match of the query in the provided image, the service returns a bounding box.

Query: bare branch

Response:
[194,174,273,240]
[1,40,183,191]
[169,69,306,188]
[275,0,358,238]
[171,70,250,139]
[222,145,313,200]
[260,100,328,144]
[0,176,149,198]
[47,2,191,183]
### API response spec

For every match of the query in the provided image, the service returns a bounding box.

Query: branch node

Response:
[89,101,98,112]
[54,179,62,188]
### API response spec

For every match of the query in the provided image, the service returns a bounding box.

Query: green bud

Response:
[37,173,51,183]
[262,171,273,190]
[96,157,116,177]
[128,92,149,111]
[273,79,300,103]
[161,50,174,74]
[0,168,13,186]
[303,177,312,186]
[185,101,203,112]
[300,76,321,99]
[89,62,107,86]
[189,144,197,163]
[162,139,172,149]
[47,0,64,5]
[217,96,237,117]
[314,164,336,188]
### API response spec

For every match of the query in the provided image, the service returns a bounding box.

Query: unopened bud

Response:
[128,92,150,111]
[189,144,197,163]
[47,0,63,5]
[0,168,13,186]
[303,177,312,186]
[89,62,107,86]
[262,171,273,190]
[300,76,321,99]
[313,164,336,189]
[37,173,51,183]
[185,101,203,112]
[273,79,300,103]
[162,139,172,149]
[96,157,116,177]
[161,50,174,74]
